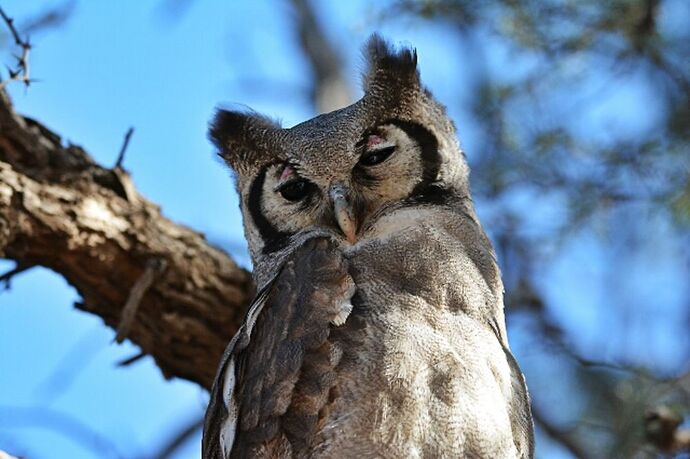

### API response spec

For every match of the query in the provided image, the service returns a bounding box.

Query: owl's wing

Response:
[489,320,535,458]
[202,238,355,459]
[202,284,271,459]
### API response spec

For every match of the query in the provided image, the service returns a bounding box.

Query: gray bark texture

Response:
[0,89,254,390]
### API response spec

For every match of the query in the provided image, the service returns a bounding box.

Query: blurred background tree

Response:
[1,0,688,458]
[382,1,690,457]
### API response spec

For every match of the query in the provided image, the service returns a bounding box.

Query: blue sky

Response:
[1,1,687,458]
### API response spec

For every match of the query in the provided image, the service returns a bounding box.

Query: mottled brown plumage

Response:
[203,34,534,458]
[203,238,354,458]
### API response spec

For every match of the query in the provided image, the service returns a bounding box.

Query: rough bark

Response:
[0,89,254,390]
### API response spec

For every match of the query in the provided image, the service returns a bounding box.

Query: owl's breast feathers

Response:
[204,228,533,458]
[202,238,355,459]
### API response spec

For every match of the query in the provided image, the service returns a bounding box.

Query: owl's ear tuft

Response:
[362,34,420,94]
[209,109,281,173]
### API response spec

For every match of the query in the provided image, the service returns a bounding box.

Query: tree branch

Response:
[289,0,352,113]
[0,89,254,390]
[0,405,124,458]
[645,406,690,454]
[150,415,204,459]
[0,7,34,89]
[114,257,167,343]
[531,405,589,459]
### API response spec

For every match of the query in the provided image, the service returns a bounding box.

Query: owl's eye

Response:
[277,179,314,202]
[359,146,396,166]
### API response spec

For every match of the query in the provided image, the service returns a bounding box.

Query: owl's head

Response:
[211,35,472,277]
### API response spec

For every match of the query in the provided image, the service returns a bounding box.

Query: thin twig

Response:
[32,327,104,402]
[0,262,33,290]
[0,6,33,89]
[0,405,124,458]
[0,6,23,45]
[116,351,146,367]
[22,1,75,36]
[114,258,167,343]
[150,416,204,459]
[114,126,134,169]
[532,405,589,459]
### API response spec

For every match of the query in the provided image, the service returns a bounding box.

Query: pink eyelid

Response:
[367,134,385,148]
[279,165,296,182]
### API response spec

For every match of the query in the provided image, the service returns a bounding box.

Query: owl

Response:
[203,35,534,458]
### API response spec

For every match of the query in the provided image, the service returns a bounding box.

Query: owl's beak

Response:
[329,184,357,244]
